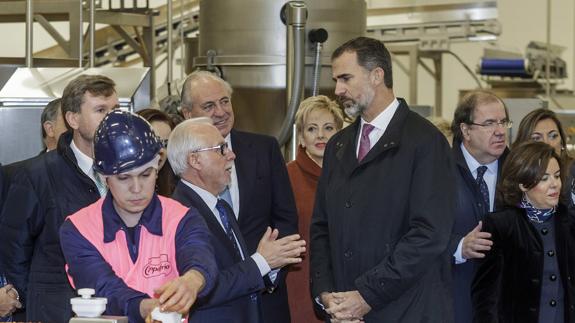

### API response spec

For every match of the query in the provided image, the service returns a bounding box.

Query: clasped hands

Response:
[0,284,21,317]
[321,290,371,323]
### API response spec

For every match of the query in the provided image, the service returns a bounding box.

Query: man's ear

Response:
[43,121,55,138]
[187,152,201,170]
[182,109,192,119]
[370,67,384,86]
[65,111,80,130]
[460,123,471,141]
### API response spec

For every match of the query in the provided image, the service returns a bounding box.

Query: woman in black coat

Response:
[472,141,575,323]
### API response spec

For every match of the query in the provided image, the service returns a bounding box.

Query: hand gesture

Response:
[462,221,492,259]
[257,227,306,269]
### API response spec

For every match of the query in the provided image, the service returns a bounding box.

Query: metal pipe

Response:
[167,0,174,86]
[25,0,33,67]
[180,0,185,79]
[545,0,551,99]
[312,42,322,96]
[89,0,95,67]
[78,1,84,67]
[282,1,307,152]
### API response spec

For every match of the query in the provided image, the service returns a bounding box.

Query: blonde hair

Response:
[294,95,344,134]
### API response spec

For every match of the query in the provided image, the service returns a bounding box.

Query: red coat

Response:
[286,145,324,323]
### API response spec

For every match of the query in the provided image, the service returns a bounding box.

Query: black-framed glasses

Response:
[468,119,513,130]
[161,139,169,148]
[192,142,229,156]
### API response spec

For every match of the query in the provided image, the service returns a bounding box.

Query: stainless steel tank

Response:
[193,0,366,141]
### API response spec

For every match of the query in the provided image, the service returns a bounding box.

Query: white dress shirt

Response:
[70,140,98,184]
[355,98,400,157]
[224,134,240,217]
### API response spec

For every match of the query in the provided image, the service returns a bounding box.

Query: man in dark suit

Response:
[168,121,305,322]
[310,37,455,322]
[449,90,510,322]
[179,71,299,322]
[0,75,118,323]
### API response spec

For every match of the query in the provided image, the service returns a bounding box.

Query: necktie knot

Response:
[476,165,488,180]
[361,123,375,138]
[358,123,376,162]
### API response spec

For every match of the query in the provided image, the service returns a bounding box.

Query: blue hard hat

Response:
[93,109,162,175]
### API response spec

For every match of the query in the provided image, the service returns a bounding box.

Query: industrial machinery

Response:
[191,0,366,147]
[0,67,150,164]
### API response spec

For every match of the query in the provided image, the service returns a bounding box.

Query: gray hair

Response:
[180,70,233,113]
[167,119,212,176]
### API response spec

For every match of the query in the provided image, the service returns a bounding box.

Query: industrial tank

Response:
[193,0,366,142]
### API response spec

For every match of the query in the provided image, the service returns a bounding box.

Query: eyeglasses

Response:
[161,139,169,148]
[468,119,513,130]
[192,142,229,156]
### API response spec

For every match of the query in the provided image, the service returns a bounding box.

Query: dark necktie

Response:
[215,199,242,259]
[476,166,490,211]
[358,123,375,162]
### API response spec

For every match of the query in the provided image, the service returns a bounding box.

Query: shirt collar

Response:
[359,98,399,131]
[181,179,218,212]
[70,139,94,178]
[460,142,498,175]
[102,192,163,243]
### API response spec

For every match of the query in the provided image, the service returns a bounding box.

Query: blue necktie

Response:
[215,199,242,259]
[219,186,233,210]
[476,166,490,211]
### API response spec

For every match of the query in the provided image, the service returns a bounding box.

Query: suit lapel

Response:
[337,100,408,171]
[230,130,256,222]
[173,181,242,258]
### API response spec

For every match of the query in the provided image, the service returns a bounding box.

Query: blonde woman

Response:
[286,95,344,322]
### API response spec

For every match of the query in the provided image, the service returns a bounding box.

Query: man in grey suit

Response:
[310,36,456,322]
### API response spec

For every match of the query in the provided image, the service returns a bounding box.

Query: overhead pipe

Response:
[78,1,83,67]
[280,1,307,152]
[89,0,95,67]
[25,0,33,67]
[167,0,174,94]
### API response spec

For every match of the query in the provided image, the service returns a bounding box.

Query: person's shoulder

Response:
[232,129,277,144]
[485,207,522,227]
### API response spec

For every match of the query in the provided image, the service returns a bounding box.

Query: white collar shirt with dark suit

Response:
[172,179,268,323]
[223,129,298,323]
[310,98,456,322]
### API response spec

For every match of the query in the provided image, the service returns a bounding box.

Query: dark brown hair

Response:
[61,75,116,131]
[136,108,178,197]
[512,108,569,160]
[497,141,561,207]
[136,108,175,130]
[332,36,393,88]
[451,90,508,143]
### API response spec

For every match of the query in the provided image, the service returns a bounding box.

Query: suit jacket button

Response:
[345,201,352,208]
[541,228,549,235]
[344,251,353,258]
[548,250,555,257]
[550,300,557,307]
[550,274,557,281]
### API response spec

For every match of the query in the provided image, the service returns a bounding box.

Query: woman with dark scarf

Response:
[472,141,575,323]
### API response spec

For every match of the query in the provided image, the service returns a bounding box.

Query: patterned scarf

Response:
[518,194,556,223]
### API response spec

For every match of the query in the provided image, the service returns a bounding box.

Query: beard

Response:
[340,87,375,119]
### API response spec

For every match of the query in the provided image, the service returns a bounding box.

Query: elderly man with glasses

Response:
[448,90,511,323]
[169,120,305,323]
